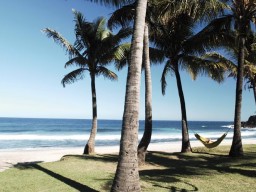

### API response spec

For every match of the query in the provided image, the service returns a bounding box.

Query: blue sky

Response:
[0,0,254,121]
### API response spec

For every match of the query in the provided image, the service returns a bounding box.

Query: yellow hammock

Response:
[194,132,228,149]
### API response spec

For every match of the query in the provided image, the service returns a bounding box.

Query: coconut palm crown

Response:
[43,10,132,155]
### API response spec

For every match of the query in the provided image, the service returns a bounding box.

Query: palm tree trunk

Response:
[253,76,256,107]
[84,73,97,155]
[111,0,147,191]
[174,64,192,153]
[138,23,152,166]
[229,36,245,157]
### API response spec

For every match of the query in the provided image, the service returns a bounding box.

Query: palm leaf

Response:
[149,47,165,64]
[85,0,133,8]
[184,16,234,55]
[108,2,135,29]
[97,28,132,65]
[96,66,118,80]
[43,28,78,58]
[113,43,131,70]
[61,68,87,87]
[65,56,89,68]
[181,53,234,83]
[161,60,173,95]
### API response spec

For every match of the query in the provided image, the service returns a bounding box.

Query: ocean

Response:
[0,117,255,151]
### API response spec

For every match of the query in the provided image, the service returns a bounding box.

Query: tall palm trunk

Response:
[252,76,256,107]
[84,73,97,154]
[174,64,192,153]
[229,36,245,157]
[138,23,152,166]
[111,0,147,191]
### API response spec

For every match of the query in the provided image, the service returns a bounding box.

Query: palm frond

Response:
[99,43,130,66]
[191,0,229,22]
[108,3,135,30]
[182,52,236,83]
[61,68,87,87]
[94,17,108,40]
[150,13,194,56]
[97,28,132,65]
[65,56,89,68]
[96,66,118,81]
[85,0,133,8]
[107,27,132,46]
[42,28,77,57]
[112,43,131,61]
[161,60,173,95]
[149,47,165,64]
[184,16,234,54]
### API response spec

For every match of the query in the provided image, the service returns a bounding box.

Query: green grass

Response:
[0,145,255,192]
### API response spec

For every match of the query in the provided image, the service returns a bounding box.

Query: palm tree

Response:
[151,13,227,153]
[86,0,148,190]
[108,1,154,165]
[210,0,256,157]
[111,0,148,191]
[43,10,131,155]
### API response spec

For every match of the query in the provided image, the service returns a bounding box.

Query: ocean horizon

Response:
[0,117,255,151]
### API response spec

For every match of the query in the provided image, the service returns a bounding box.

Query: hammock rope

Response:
[193,127,232,149]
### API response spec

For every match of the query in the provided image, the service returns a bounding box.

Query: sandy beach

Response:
[0,139,255,172]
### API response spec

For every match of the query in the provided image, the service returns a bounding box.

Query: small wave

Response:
[201,125,207,128]
[241,131,256,137]
[242,127,256,129]
[221,125,234,129]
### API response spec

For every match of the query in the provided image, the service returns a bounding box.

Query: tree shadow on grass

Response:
[61,154,118,163]
[140,150,256,191]
[150,181,198,192]
[13,161,43,170]
[14,163,98,192]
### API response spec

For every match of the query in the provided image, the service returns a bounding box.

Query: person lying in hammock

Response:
[206,138,213,144]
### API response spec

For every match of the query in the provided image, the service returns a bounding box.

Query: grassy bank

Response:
[0,145,255,192]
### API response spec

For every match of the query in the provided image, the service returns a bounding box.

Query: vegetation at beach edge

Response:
[0,144,255,192]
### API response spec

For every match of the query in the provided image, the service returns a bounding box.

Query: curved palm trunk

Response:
[138,23,152,166]
[84,73,97,155]
[229,36,245,157]
[111,0,147,191]
[174,64,192,153]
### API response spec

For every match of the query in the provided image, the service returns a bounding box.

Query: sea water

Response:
[0,117,255,151]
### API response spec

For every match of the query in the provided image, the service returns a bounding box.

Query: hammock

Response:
[194,132,228,149]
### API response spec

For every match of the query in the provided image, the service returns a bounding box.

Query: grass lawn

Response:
[0,145,255,192]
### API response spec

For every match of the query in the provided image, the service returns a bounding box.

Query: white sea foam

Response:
[221,125,234,129]
[0,133,183,141]
[0,129,254,141]
[243,127,256,129]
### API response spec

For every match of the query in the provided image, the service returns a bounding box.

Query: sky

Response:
[0,0,254,121]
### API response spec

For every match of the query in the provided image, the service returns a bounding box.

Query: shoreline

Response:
[0,139,255,172]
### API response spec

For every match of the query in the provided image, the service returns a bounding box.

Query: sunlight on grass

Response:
[0,145,255,192]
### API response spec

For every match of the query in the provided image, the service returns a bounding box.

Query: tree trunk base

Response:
[83,143,95,155]
[181,141,192,153]
[137,150,146,166]
[181,148,192,153]
[229,145,243,157]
